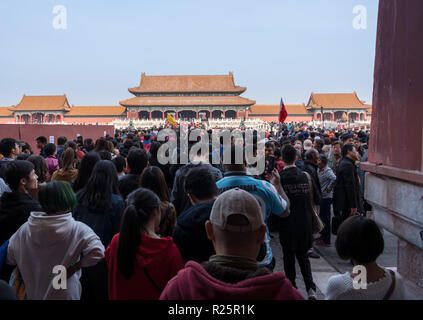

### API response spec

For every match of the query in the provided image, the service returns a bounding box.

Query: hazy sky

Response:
[0,0,379,107]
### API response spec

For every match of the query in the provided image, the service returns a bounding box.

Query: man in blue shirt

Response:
[217,145,290,270]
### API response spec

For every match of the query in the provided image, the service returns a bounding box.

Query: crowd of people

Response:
[0,123,405,300]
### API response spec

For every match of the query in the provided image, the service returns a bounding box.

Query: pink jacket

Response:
[160,261,304,300]
[45,156,59,180]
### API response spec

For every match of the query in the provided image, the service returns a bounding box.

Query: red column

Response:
[149,112,152,120]
[162,112,164,120]
[209,111,212,119]
[196,111,199,119]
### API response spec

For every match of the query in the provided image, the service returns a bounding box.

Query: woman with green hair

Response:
[6,181,105,300]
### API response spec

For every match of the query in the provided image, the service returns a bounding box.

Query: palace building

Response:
[119,72,255,120]
[0,73,371,125]
[248,92,372,123]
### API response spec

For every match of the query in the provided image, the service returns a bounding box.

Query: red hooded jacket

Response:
[160,261,305,300]
[105,233,184,300]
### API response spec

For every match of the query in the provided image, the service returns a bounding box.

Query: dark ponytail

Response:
[117,188,161,280]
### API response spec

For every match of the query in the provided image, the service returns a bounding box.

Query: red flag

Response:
[279,98,288,123]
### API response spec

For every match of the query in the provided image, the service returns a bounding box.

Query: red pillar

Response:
[196,111,198,119]
[149,112,152,120]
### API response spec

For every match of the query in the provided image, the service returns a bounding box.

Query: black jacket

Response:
[279,167,313,253]
[0,192,42,245]
[172,200,216,263]
[171,163,222,215]
[303,161,322,205]
[333,157,362,213]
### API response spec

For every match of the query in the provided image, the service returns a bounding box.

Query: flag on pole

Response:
[167,113,178,125]
[279,98,288,123]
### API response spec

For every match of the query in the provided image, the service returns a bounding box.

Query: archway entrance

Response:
[138,111,149,120]
[212,110,223,119]
[151,111,163,119]
[225,110,237,119]
[178,110,196,120]
[199,110,210,120]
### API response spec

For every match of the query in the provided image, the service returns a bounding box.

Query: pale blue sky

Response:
[0,0,379,107]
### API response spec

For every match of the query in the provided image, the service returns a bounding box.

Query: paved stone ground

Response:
[271,227,423,300]
[270,231,337,300]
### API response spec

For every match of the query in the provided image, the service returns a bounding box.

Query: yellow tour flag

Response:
[167,113,178,125]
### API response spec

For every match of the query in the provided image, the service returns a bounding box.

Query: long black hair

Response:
[117,188,161,280]
[77,160,119,213]
[73,152,101,192]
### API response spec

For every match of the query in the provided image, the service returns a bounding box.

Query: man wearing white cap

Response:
[160,188,304,300]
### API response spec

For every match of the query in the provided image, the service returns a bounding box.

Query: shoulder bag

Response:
[304,172,324,234]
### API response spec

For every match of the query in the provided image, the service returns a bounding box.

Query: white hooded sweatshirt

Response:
[6,212,105,300]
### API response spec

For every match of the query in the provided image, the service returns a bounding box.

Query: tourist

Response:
[325,216,405,300]
[279,145,318,299]
[98,150,112,161]
[76,141,85,161]
[118,148,149,200]
[0,161,41,246]
[139,166,176,237]
[56,136,67,160]
[20,141,33,155]
[94,137,110,153]
[73,152,101,193]
[274,147,284,173]
[328,140,342,175]
[171,148,222,215]
[341,133,354,145]
[5,181,105,300]
[27,155,49,199]
[303,148,323,204]
[105,188,184,300]
[0,138,19,178]
[51,148,78,183]
[216,145,290,271]
[313,139,325,156]
[73,160,124,300]
[172,166,217,263]
[316,154,336,246]
[112,155,126,178]
[35,136,47,158]
[147,141,173,189]
[83,138,94,153]
[160,188,303,300]
[333,144,362,223]
[44,143,59,179]
[303,139,313,154]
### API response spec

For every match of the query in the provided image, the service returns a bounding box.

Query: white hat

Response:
[210,188,264,232]
[303,139,313,151]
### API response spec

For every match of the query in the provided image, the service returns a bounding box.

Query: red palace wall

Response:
[249,115,313,123]
[0,124,115,153]
[64,117,121,124]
